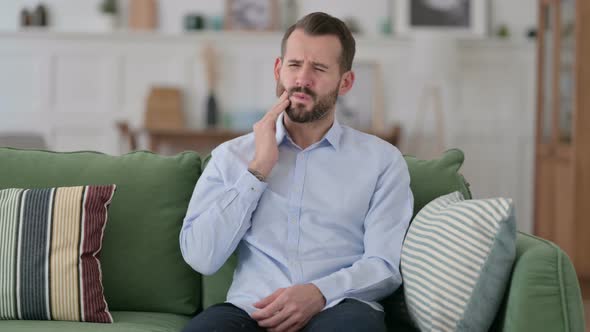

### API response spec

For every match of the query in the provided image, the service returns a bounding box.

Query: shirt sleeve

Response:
[310,149,413,305]
[179,147,267,275]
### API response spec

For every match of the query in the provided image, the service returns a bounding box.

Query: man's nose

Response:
[295,68,313,88]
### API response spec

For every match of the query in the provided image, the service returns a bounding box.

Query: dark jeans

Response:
[182,298,386,332]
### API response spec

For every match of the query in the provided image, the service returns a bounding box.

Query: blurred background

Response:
[1,1,588,300]
[0,0,539,230]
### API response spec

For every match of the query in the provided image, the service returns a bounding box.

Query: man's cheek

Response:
[276,81,286,97]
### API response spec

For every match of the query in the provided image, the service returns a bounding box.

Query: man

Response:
[180,12,413,332]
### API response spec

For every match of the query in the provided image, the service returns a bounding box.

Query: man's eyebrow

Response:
[312,62,329,69]
[286,59,330,69]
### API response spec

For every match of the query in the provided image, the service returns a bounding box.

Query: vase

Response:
[97,14,117,31]
[206,93,218,128]
[129,0,157,30]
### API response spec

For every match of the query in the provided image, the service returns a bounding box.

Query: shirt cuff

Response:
[233,169,268,200]
[311,274,343,306]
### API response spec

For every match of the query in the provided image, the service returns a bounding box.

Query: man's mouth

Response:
[292,92,312,101]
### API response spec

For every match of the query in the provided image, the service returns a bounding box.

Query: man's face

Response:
[275,29,346,123]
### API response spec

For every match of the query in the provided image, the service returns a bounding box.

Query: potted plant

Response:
[98,0,118,31]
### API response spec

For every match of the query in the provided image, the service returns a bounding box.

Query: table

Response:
[116,122,400,155]
[147,128,246,153]
[116,122,246,155]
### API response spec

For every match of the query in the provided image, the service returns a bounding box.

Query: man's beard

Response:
[276,82,339,123]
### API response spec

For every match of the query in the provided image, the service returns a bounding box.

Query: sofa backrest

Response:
[0,148,202,315]
[404,148,472,217]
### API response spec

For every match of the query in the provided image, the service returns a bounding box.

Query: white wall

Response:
[0,1,539,233]
[0,0,537,39]
[0,31,536,233]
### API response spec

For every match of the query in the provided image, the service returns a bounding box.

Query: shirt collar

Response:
[275,112,288,145]
[275,112,342,151]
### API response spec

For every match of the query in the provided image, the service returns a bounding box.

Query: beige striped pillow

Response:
[0,185,116,323]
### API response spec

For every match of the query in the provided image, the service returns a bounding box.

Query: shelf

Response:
[0,29,536,50]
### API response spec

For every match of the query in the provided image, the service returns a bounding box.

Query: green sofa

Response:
[0,147,585,331]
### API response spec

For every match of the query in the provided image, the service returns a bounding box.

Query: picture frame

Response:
[336,61,385,133]
[395,0,487,37]
[224,0,279,31]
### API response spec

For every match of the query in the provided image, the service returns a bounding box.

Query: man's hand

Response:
[251,284,326,332]
[249,91,290,178]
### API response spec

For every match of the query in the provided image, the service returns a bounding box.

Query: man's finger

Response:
[259,101,289,129]
[271,98,290,117]
[262,92,289,121]
[252,295,284,320]
[266,91,288,113]
[268,96,290,118]
[253,288,284,309]
[272,314,299,332]
[252,294,274,309]
[257,307,290,328]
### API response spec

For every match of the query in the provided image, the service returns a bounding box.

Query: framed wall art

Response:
[224,0,279,31]
[395,0,487,37]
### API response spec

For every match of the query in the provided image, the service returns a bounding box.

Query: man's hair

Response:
[280,12,356,73]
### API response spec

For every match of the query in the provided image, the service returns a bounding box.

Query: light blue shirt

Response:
[180,113,413,315]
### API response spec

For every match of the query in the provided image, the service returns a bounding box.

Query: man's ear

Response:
[274,57,282,81]
[338,70,355,96]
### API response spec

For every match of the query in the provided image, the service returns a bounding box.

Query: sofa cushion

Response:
[404,149,471,219]
[401,191,516,331]
[0,311,191,332]
[0,185,115,323]
[200,149,472,315]
[0,148,202,315]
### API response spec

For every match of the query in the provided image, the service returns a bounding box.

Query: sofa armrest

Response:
[491,232,585,332]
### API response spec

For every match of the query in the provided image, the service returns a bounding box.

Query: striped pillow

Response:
[0,185,116,323]
[401,191,516,331]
